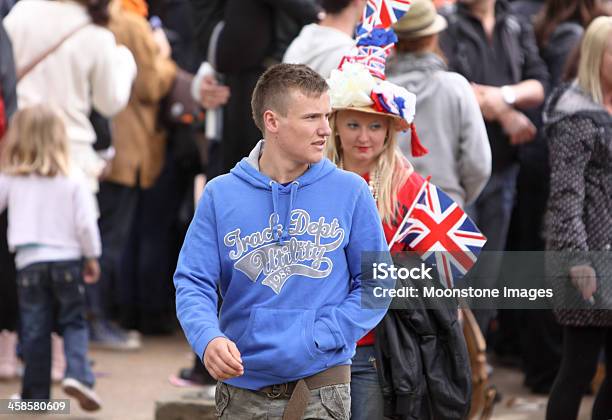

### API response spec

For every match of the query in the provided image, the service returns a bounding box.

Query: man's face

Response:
[272,89,332,165]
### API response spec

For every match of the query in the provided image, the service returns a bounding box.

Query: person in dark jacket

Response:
[375,295,472,420]
[544,16,612,420]
[189,0,319,179]
[533,0,609,87]
[509,0,542,20]
[439,0,549,339]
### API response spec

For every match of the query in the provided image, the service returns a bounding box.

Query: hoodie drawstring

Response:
[283,181,299,243]
[270,181,281,242]
[269,180,299,245]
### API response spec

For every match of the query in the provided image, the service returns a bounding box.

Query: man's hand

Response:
[204,337,243,380]
[499,109,536,145]
[199,75,230,110]
[570,265,597,301]
[472,83,511,122]
[83,258,100,284]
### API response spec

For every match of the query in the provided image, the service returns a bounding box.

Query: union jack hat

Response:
[328,2,428,157]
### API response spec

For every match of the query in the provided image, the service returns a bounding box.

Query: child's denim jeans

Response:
[17,260,95,399]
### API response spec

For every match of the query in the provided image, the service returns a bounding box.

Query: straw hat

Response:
[328,62,413,127]
[332,105,410,131]
[393,0,447,39]
[328,62,427,156]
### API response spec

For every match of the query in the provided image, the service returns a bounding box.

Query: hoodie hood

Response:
[230,140,337,244]
[544,82,610,129]
[285,24,352,62]
[387,52,447,101]
[283,24,355,78]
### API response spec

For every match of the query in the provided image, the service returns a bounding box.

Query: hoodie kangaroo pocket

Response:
[235,307,318,377]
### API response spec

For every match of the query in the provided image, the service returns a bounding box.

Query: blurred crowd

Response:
[0,0,611,418]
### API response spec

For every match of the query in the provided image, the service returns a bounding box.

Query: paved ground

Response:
[0,333,197,420]
[0,332,595,420]
[490,364,593,420]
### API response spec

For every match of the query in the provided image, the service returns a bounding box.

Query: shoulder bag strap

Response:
[17,22,90,82]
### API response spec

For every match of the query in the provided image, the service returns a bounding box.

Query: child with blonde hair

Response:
[0,105,102,411]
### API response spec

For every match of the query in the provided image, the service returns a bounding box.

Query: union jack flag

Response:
[389,179,487,288]
[340,44,391,79]
[362,0,412,31]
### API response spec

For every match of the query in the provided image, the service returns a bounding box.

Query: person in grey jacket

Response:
[387,0,491,207]
[283,0,362,78]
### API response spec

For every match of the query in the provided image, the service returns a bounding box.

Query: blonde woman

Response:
[326,63,471,420]
[0,105,102,411]
[544,16,612,420]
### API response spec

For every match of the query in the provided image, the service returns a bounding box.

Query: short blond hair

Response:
[577,16,612,104]
[0,105,70,177]
[251,63,329,134]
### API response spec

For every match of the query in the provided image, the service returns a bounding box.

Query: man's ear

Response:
[263,110,279,134]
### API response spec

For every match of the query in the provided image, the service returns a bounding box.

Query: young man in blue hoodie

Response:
[174,63,392,419]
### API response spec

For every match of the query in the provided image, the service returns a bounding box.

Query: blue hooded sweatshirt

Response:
[174,141,392,390]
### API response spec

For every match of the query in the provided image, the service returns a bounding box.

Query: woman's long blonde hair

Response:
[327,111,412,225]
[0,105,70,177]
[577,16,612,104]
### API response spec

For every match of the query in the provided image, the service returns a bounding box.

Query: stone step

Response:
[155,390,215,420]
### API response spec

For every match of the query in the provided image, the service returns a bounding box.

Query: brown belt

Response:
[258,365,350,420]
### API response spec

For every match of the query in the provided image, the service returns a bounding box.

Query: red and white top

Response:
[357,168,425,346]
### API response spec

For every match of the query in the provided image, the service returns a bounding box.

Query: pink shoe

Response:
[0,330,18,380]
[62,378,102,411]
[51,333,66,383]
